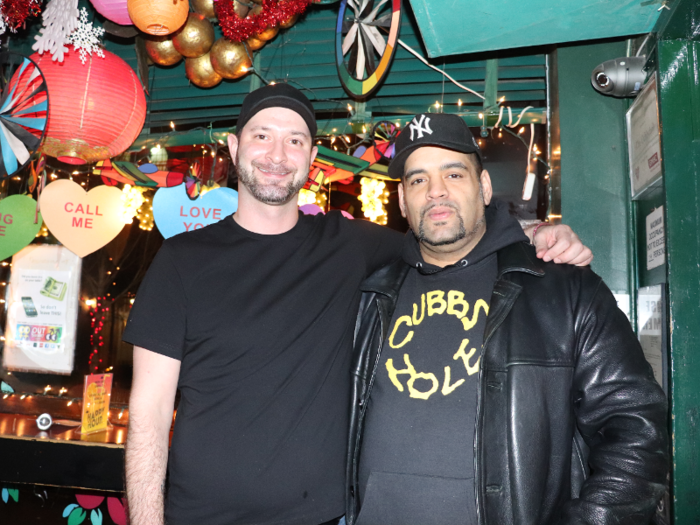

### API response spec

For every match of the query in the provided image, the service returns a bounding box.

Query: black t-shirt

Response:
[357,201,527,525]
[123,211,402,525]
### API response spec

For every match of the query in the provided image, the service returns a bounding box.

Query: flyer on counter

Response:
[80,373,113,435]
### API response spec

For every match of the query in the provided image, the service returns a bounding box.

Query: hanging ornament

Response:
[67,8,106,64]
[254,25,278,42]
[280,14,298,29]
[152,184,238,239]
[172,13,215,59]
[0,0,42,35]
[32,0,80,63]
[38,180,128,257]
[144,35,183,66]
[127,0,189,36]
[0,195,43,262]
[0,53,49,179]
[31,46,147,164]
[234,0,250,19]
[89,0,132,26]
[191,0,216,19]
[209,39,252,80]
[246,35,266,51]
[215,0,311,43]
[185,52,222,88]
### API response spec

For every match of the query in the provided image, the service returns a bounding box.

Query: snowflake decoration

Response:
[68,8,105,64]
[32,0,80,62]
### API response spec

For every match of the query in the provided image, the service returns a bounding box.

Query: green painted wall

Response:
[557,40,633,296]
[656,36,700,524]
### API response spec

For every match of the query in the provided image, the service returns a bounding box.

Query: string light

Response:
[358,177,389,225]
[121,185,146,224]
[137,191,155,231]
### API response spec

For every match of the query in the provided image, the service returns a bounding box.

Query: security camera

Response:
[591,56,647,97]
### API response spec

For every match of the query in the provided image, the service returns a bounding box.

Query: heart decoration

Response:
[39,180,127,257]
[152,185,238,239]
[0,195,43,261]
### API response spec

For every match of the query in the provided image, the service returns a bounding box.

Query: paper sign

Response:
[152,185,238,239]
[0,195,42,261]
[646,206,665,270]
[627,76,663,198]
[638,285,664,388]
[39,180,127,257]
[81,373,113,434]
[3,245,81,374]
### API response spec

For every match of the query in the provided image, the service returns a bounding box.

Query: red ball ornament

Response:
[30,46,147,165]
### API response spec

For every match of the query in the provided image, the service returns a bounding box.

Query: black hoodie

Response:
[356,199,527,525]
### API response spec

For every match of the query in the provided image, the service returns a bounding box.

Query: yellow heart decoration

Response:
[39,180,127,258]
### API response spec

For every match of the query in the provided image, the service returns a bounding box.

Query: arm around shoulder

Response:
[126,346,181,525]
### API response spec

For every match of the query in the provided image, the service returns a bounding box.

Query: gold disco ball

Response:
[185,52,223,88]
[246,35,266,51]
[280,14,298,29]
[172,13,215,58]
[249,2,264,16]
[234,0,249,18]
[144,35,183,66]
[191,0,216,18]
[256,25,279,42]
[210,39,253,80]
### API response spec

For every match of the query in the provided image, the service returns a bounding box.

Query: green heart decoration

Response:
[0,195,42,261]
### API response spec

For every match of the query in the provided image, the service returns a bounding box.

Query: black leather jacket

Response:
[347,241,668,525]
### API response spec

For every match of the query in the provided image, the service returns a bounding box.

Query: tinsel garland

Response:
[216,0,310,42]
[2,0,41,31]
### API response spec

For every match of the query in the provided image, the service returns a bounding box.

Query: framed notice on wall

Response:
[3,245,81,374]
[626,75,663,199]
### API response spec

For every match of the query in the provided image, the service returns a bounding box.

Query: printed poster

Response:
[626,75,663,199]
[80,373,113,434]
[3,245,81,374]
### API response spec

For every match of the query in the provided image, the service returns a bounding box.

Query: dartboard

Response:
[371,120,400,161]
[335,0,401,99]
[0,52,48,179]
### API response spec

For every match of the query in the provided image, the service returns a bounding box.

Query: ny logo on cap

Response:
[409,115,433,141]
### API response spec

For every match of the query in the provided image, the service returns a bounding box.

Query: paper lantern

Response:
[128,0,189,36]
[89,0,133,25]
[30,46,147,165]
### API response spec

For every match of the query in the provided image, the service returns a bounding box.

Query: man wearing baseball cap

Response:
[124,85,593,525]
[346,113,668,525]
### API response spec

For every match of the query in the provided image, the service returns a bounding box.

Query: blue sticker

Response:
[153,186,238,239]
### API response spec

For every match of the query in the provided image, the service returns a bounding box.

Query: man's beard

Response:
[236,156,306,205]
[417,185,485,247]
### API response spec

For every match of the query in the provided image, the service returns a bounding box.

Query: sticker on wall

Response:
[152,185,238,239]
[0,195,43,261]
[38,180,127,257]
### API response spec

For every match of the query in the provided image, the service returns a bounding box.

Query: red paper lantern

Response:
[30,46,147,165]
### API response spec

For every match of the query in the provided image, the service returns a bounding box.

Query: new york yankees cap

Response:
[388,113,483,178]
[237,83,317,137]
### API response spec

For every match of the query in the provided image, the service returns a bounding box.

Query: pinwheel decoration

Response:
[0,52,48,179]
[335,0,401,99]
[371,120,400,161]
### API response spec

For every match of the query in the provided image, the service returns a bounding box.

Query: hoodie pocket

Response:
[356,471,476,525]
